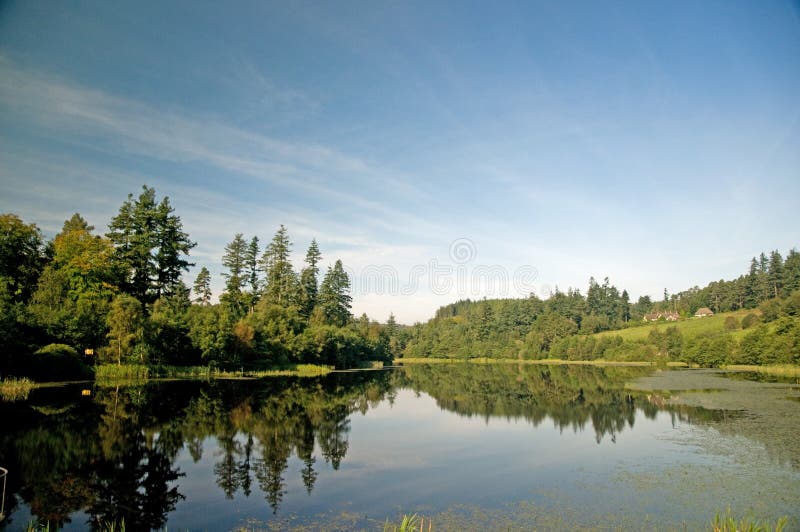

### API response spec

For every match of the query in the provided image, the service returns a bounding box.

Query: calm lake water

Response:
[1,364,799,530]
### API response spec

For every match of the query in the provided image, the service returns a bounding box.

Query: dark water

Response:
[1,365,798,531]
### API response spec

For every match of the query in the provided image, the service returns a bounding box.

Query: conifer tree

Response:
[318,259,352,327]
[221,233,248,314]
[246,236,261,311]
[193,266,212,305]
[261,225,298,306]
[299,239,322,318]
[107,186,194,303]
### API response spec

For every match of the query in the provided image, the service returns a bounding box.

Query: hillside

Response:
[593,309,758,343]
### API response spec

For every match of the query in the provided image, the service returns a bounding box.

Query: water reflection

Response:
[0,365,770,527]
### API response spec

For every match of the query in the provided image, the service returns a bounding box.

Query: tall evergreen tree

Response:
[193,266,212,306]
[299,239,322,318]
[757,252,771,303]
[261,225,298,306]
[784,249,800,294]
[745,257,759,308]
[154,196,196,298]
[221,233,248,315]
[318,260,352,327]
[107,186,194,303]
[246,236,261,311]
[768,250,783,299]
[621,289,630,322]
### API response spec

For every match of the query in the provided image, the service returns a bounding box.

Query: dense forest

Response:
[1,184,799,379]
[0,186,391,379]
[398,251,800,366]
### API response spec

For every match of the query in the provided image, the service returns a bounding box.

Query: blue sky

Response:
[1,1,799,323]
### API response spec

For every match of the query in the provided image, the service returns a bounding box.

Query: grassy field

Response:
[593,308,759,343]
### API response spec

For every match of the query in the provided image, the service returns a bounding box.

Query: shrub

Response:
[741,313,760,329]
[34,343,79,357]
[724,316,740,331]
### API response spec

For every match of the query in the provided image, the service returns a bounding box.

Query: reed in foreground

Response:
[0,376,35,401]
[710,508,788,531]
[384,514,432,532]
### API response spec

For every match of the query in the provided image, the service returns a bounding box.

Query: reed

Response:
[721,364,800,378]
[711,508,788,532]
[94,364,150,380]
[0,376,35,401]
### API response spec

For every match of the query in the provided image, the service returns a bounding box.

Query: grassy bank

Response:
[395,357,688,367]
[721,364,800,378]
[0,376,36,401]
[93,363,335,381]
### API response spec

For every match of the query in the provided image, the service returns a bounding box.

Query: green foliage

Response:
[742,312,760,329]
[724,315,740,330]
[35,343,79,357]
[0,213,45,303]
[105,294,147,365]
[186,304,235,365]
[148,286,195,365]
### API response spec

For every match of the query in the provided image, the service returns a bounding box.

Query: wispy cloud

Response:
[0,55,441,241]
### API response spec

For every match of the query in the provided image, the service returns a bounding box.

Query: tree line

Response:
[0,185,391,378]
[399,250,800,365]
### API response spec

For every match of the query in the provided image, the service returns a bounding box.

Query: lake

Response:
[1,364,798,530]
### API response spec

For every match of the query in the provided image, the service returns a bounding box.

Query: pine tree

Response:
[784,249,800,294]
[299,239,322,318]
[745,257,759,308]
[245,236,260,312]
[621,289,630,322]
[221,233,248,314]
[107,186,194,303]
[154,196,196,297]
[768,250,783,299]
[261,225,298,306]
[757,252,771,303]
[193,266,212,305]
[318,259,352,327]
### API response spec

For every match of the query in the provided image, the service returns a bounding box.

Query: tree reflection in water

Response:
[1,364,726,525]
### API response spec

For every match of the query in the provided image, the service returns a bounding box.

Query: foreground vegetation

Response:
[0,376,35,401]
[381,510,789,532]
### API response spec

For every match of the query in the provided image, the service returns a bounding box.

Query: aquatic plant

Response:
[0,376,35,401]
[711,508,788,531]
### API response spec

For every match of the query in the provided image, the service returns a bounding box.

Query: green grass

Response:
[721,364,800,378]
[0,376,36,401]
[594,308,758,343]
[94,363,334,381]
[711,508,788,532]
[94,364,150,380]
